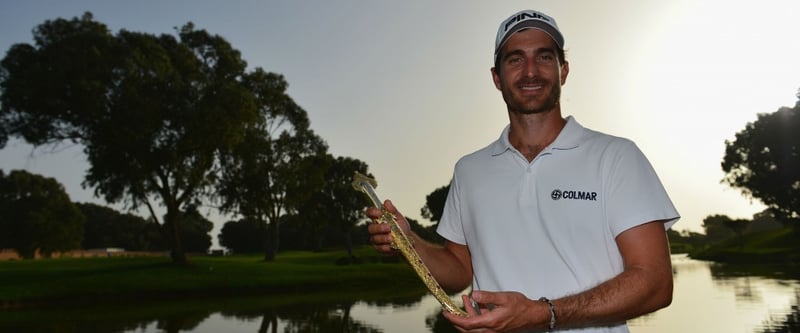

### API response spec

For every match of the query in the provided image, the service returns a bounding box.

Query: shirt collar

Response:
[490,116,585,156]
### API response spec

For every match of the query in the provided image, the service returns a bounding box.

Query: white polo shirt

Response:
[437,116,679,332]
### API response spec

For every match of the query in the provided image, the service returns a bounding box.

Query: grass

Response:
[0,246,426,309]
[689,226,800,265]
[8,230,796,310]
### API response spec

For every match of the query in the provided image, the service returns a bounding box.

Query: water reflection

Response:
[0,291,456,333]
[0,255,797,333]
[628,255,800,333]
[757,287,800,333]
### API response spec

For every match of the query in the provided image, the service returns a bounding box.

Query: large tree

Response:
[216,69,328,261]
[290,155,370,257]
[0,170,84,258]
[321,156,371,257]
[0,13,265,264]
[281,153,334,252]
[722,93,800,225]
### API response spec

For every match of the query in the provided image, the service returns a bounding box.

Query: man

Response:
[367,9,679,332]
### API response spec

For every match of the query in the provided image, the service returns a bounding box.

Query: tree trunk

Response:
[166,208,187,265]
[258,309,278,333]
[263,220,278,261]
[344,230,354,258]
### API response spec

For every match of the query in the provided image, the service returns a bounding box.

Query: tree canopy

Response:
[214,68,330,261]
[291,155,371,256]
[0,170,84,258]
[722,93,800,224]
[0,12,321,263]
[421,184,450,223]
[78,202,164,251]
[218,218,266,254]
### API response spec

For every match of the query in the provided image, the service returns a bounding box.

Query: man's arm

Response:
[553,220,674,328]
[367,199,473,293]
[445,220,673,331]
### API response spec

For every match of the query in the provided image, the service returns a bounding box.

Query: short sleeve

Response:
[604,140,680,237]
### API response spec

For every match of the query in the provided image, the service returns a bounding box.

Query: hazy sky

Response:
[1,0,798,242]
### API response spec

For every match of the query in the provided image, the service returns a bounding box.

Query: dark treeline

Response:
[0,168,445,258]
[666,210,786,253]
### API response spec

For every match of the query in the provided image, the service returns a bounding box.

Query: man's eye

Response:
[537,54,554,62]
[507,57,523,65]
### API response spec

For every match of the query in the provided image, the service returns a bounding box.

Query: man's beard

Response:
[502,78,561,115]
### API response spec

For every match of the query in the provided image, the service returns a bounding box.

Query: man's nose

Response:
[525,58,538,77]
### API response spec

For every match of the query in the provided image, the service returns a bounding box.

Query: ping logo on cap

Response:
[504,11,551,33]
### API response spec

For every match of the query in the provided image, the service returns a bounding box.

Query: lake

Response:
[0,254,797,332]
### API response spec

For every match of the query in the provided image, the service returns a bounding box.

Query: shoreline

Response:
[0,248,422,310]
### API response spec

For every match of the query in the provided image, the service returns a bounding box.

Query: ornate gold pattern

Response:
[352,172,468,317]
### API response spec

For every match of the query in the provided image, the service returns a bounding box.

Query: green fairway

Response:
[0,247,424,309]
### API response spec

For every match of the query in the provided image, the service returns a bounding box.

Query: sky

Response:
[1,0,799,243]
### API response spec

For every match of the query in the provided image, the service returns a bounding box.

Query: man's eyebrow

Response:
[502,47,556,60]
[535,47,557,54]
[502,49,526,60]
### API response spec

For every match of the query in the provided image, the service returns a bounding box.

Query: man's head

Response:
[491,10,569,115]
[494,10,565,70]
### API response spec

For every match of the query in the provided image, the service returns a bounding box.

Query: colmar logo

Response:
[551,189,598,201]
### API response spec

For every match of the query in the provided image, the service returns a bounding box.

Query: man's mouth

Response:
[519,80,544,91]
[521,84,542,91]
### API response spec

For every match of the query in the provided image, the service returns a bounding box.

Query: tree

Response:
[701,214,737,244]
[723,218,749,247]
[666,228,705,249]
[1,13,263,264]
[216,68,328,261]
[281,153,333,252]
[722,92,800,225]
[749,209,782,233]
[421,183,450,223]
[77,202,160,250]
[218,218,266,254]
[0,119,7,148]
[171,205,213,253]
[306,156,370,257]
[267,154,371,255]
[407,216,446,244]
[0,170,84,258]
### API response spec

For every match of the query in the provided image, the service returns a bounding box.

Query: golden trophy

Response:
[352,172,468,317]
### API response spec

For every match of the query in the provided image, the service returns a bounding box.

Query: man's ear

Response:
[560,61,569,85]
[491,67,502,90]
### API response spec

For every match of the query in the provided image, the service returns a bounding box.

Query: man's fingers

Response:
[365,206,382,219]
[384,199,403,216]
[462,294,481,316]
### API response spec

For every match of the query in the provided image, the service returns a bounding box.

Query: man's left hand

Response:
[443,290,549,332]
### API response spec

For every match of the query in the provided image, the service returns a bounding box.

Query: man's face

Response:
[492,29,569,115]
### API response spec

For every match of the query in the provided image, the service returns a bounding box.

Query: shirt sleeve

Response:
[436,172,467,245]
[604,140,680,237]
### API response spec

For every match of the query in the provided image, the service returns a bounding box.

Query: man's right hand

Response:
[367,199,474,294]
[365,199,412,255]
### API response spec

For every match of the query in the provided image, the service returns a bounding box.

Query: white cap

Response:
[494,10,564,61]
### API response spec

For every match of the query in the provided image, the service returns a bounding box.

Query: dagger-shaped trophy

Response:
[352,171,468,317]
